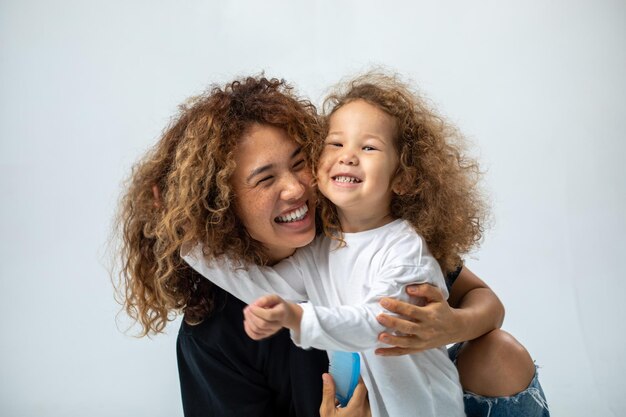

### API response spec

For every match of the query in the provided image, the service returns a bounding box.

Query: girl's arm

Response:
[181,242,308,304]
[293,256,447,352]
[236,236,447,352]
[374,266,505,355]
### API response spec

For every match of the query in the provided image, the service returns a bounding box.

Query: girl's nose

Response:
[339,149,358,166]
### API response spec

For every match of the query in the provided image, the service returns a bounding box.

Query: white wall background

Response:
[1,1,625,416]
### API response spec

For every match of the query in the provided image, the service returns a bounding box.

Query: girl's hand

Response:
[374,284,464,355]
[243,294,303,340]
[319,374,371,417]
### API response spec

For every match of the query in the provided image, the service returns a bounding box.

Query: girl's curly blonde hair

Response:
[114,76,321,335]
[317,72,488,274]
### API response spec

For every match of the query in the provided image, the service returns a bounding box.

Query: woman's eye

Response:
[257,176,274,186]
[293,159,306,169]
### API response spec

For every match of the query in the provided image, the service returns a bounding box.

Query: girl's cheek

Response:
[318,154,332,171]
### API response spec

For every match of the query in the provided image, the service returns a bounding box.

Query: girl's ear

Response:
[391,174,408,196]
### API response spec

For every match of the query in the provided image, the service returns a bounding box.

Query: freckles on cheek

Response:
[235,189,263,225]
[253,193,275,219]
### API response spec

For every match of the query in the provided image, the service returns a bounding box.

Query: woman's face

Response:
[231,124,317,263]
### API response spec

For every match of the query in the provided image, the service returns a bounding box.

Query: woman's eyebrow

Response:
[246,146,303,183]
[246,164,274,183]
[290,146,303,158]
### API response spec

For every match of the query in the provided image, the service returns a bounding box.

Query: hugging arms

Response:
[117,75,546,417]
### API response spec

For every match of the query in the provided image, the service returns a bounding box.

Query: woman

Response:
[116,75,548,416]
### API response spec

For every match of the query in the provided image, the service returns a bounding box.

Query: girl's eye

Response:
[363,146,377,151]
[326,142,342,148]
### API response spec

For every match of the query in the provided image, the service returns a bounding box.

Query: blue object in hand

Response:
[329,351,361,407]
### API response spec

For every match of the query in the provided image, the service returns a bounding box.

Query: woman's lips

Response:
[275,202,309,223]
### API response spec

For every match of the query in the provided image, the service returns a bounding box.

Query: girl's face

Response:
[317,99,399,230]
[231,124,317,263]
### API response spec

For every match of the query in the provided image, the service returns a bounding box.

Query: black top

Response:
[446,266,463,292]
[177,267,464,416]
[177,285,328,417]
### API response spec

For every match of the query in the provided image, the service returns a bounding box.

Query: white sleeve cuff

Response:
[290,301,315,349]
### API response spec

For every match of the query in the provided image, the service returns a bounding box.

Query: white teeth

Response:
[276,204,309,223]
[334,176,361,183]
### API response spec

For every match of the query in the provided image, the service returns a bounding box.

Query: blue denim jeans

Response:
[448,343,550,417]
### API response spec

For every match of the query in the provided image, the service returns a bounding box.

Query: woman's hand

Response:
[243,294,303,340]
[319,374,371,417]
[374,283,465,356]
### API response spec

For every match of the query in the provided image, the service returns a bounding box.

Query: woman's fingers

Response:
[376,313,420,335]
[377,331,426,348]
[375,346,421,356]
[319,373,338,417]
[342,377,371,417]
[406,283,445,302]
[345,377,368,409]
[379,297,426,320]
[376,285,461,354]
[320,374,372,417]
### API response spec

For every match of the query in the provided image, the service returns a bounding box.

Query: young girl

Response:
[183,73,486,417]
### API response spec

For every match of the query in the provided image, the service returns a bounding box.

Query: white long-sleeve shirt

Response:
[183,219,464,417]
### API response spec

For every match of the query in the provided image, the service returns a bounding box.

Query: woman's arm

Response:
[293,255,446,352]
[239,255,447,351]
[448,266,504,332]
[182,242,308,304]
[374,266,505,355]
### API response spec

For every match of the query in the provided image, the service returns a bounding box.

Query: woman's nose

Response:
[280,173,306,201]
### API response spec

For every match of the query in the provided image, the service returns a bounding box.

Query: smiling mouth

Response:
[332,175,362,184]
[275,203,309,223]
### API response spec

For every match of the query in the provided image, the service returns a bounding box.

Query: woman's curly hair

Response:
[114,76,321,335]
[317,72,488,274]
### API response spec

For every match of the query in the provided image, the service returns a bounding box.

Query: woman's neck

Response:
[265,246,296,266]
